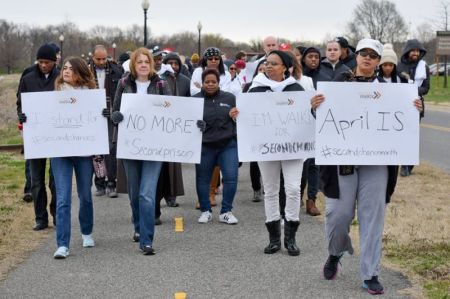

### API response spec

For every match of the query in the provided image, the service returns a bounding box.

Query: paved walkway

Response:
[0,164,411,298]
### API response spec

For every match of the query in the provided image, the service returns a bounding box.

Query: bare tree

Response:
[346,0,408,43]
[0,20,27,73]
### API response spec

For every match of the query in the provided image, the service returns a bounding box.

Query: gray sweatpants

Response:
[325,166,388,280]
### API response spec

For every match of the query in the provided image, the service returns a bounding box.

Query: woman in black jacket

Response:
[311,39,423,294]
[193,69,239,225]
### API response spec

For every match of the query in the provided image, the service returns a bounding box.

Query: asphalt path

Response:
[0,163,411,298]
[420,105,450,173]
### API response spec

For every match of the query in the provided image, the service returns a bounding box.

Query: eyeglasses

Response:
[229,67,236,70]
[358,50,380,60]
[207,57,220,61]
[264,61,281,66]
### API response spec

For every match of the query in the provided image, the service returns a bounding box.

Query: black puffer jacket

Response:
[397,39,430,97]
[320,59,351,81]
[163,53,191,97]
[193,89,236,146]
[319,72,398,204]
[16,64,60,116]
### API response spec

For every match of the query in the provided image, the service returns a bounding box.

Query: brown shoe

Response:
[195,202,200,210]
[210,194,217,206]
[306,199,321,216]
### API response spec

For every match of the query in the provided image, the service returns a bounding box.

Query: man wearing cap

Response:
[396,39,430,176]
[89,45,124,198]
[311,38,423,295]
[16,44,60,231]
[336,36,357,70]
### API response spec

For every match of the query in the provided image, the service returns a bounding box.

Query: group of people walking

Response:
[17,34,429,295]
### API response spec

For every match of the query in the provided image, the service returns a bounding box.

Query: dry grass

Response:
[0,153,51,280]
[0,74,20,128]
[314,163,450,299]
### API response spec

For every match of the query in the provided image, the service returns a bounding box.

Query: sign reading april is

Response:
[237,91,316,162]
[116,94,204,163]
[315,82,419,165]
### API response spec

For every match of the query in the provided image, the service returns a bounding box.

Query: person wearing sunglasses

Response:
[190,47,233,96]
[311,38,423,295]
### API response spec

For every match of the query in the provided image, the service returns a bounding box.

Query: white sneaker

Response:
[219,211,238,224]
[82,234,95,248]
[198,211,212,223]
[54,246,69,259]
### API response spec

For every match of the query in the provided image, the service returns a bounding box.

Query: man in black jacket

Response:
[17,44,60,231]
[336,37,357,70]
[397,39,430,176]
[89,45,124,197]
[162,53,191,97]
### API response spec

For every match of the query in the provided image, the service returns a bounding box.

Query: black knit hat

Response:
[36,44,57,61]
[203,47,221,58]
[268,50,293,77]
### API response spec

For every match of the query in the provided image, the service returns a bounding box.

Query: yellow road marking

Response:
[174,292,187,299]
[421,123,450,133]
[174,217,184,232]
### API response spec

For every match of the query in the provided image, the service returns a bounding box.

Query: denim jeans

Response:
[51,157,94,248]
[195,139,239,214]
[122,159,162,248]
[30,158,56,225]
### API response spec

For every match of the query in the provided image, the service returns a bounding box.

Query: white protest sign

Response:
[22,89,109,159]
[116,94,204,163]
[316,82,419,165]
[237,91,316,162]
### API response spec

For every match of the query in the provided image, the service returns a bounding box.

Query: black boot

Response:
[284,220,300,256]
[264,220,281,254]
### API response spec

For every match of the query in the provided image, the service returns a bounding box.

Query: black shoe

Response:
[155,218,162,225]
[106,183,118,198]
[132,232,140,242]
[165,197,179,207]
[323,254,342,280]
[264,220,281,254]
[400,166,410,177]
[284,220,300,256]
[33,223,48,231]
[95,188,106,196]
[141,245,155,255]
[363,276,384,295]
[22,193,33,203]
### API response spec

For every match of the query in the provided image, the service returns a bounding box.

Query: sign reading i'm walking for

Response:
[116,94,204,163]
[315,82,419,165]
[236,91,316,162]
[21,89,109,159]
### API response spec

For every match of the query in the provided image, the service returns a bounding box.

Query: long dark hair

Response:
[55,57,96,90]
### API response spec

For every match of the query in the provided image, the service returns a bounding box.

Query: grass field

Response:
[427,76,450,104]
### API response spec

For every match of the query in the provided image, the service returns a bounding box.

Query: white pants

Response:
[258,159,303,222]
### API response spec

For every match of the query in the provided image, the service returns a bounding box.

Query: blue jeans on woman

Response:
[51,157,93,248]
[122,159,162,248]
[195,139,239,214]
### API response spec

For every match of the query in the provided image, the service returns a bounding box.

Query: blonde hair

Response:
[129,47,156,79]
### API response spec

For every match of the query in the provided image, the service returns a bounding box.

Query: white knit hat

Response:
[356,38,383,56]
[379,43,398,66]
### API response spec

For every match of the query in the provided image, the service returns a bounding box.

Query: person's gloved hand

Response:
[111,111,124,124]
[196,120,206,132]
[102,108,110,118]
[18,113,27,123]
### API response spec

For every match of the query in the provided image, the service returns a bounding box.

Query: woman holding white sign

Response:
[243,50,305,256]
[110,48,172,255]
[50,57,98,259]
[311,38,423,295]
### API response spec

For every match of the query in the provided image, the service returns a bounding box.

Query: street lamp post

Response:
[59,34,64,64]
[197,21,202,56]
[142,0,150,47]
[112,43,117,61]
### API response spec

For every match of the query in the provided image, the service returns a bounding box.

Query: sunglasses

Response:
[207,57,220,61]
[358,50,380,60]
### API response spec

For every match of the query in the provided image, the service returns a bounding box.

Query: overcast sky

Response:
[0,0,442,43]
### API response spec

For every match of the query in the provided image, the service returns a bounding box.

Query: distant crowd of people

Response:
[16,34,428,295]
